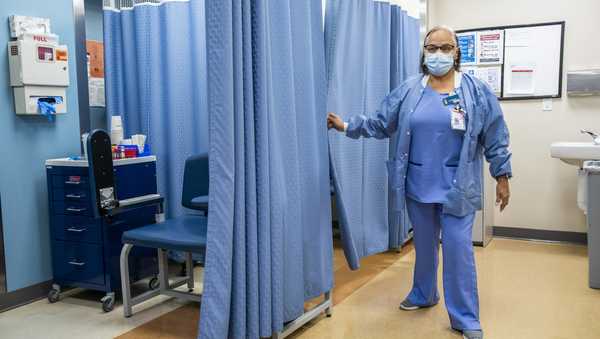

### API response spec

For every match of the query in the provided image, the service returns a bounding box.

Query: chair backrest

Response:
[181,153,209,209]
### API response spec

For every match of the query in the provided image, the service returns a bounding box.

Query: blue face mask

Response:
[425,52,455,76]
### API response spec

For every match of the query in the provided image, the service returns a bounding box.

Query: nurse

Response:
[327,26,512,339]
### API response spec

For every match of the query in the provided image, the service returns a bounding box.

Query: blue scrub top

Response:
[406,86,463,204]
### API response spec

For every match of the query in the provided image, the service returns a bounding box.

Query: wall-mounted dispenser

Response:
[7,16,69,116]
[567,69,600,97]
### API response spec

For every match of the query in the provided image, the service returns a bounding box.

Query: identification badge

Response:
[443,93,461,106]
[451,107,466,131]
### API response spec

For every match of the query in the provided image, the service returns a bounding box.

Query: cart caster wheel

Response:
[149,277,160,290]
[47,289,60,303]
[101,295,115,313]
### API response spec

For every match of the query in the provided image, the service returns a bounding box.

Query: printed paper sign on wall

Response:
[477,30,504,64]
[457,32,476,65]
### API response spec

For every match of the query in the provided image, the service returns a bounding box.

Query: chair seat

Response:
[122,215,207,253]
[190,195,209,211]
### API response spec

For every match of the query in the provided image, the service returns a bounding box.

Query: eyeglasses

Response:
[424,44,456,54]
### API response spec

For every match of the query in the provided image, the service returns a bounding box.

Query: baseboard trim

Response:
[0,280,53,313]
[493,226,587,245]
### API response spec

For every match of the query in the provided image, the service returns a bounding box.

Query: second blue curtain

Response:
[325,0,421,270]
[199,0,333,337]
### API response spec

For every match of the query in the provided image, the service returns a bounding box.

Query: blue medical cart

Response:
[45,156,159,312]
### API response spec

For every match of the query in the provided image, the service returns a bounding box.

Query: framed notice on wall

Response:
[457,21,565,100]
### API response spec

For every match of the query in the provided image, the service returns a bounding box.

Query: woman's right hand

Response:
[327,112,345,132]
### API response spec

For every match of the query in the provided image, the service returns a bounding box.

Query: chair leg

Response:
[158,249,169,292]
[325,291,333,317]
[120,244,134,317]
[186,252,194,291]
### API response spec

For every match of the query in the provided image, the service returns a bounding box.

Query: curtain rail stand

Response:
[272,291,333,339]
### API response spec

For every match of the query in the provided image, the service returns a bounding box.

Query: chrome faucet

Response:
[581,129,600,145]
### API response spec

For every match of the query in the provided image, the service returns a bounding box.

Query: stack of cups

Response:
[110,116,124,145]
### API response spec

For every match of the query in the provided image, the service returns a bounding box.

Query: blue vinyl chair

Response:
[119,153,209,317]
[181,154,209,215]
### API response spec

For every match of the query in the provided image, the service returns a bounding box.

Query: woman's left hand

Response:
[496,177,510,212]
[327,112,345,132]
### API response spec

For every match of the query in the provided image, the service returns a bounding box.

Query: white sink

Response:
[550,142,600,167]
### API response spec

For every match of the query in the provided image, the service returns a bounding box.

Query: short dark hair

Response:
[420,26,461,75]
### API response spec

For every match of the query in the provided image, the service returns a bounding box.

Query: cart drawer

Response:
[52,175,89,189]
[51,215,101,244]
[52,240,104,286]
[52,187,91,203]
[52,201,92,216]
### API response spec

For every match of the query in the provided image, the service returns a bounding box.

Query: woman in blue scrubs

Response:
[327,26,512,339]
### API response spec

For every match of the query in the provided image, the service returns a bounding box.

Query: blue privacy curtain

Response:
[325,0,421,269]
[103,0,208,219]
[200,0,333,338]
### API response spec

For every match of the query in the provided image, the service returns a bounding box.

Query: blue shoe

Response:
[462,330,483,339]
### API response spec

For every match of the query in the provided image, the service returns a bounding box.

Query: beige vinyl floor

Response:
[293,238,600,339]
[0,238,599,339]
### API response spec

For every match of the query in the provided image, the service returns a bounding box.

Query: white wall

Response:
[430,0,600,233]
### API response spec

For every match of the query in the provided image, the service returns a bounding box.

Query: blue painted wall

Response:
[85,0,107,131]
[0,1,81,291]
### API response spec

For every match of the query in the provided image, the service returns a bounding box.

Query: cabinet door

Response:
[114,162,157,200]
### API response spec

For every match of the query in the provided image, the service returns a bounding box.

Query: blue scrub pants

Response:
[405,197,481,331]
